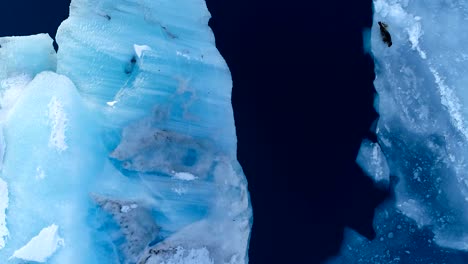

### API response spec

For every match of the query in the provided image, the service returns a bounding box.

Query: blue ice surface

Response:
[327,0,468,263]
[0,0,251,263]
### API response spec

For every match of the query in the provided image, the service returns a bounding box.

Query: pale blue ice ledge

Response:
[327,0,468,263]
[0,0,252,263]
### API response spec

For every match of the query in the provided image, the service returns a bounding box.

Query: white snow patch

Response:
[173,172,197,181]
[429,67,468,139]
[0,179,8,249]
[172,187,187,195]
[47,97,68,153]
[407,22,422,49]
[10,224,64,262]
[175,50,204,62]
[106,100,118,107]
[120,204,138,213]
[121,205,130,213]
[417,48,427,59]
[407,23,427,59]
[176,51,192,60]
[134,44,151,58]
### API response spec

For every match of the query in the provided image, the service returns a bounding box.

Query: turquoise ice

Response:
[0,0,251,263]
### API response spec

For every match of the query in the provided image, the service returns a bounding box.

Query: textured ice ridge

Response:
[0,0,251,263]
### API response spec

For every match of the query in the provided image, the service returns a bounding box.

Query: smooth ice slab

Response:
[0,34,56,80]
[0,34,57,121]
[0,71,104,262]
[10,224,64,262]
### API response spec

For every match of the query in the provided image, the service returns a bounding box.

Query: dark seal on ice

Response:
[378,21,392,47]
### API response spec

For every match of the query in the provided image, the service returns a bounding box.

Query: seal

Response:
[378,21,392,47]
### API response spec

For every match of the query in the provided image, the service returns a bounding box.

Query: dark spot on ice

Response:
[161,25,178,39]
[98,13,111,21]
[378,21,392,47]
[148,238,159,247]
[124,55,137,74]
[183,148,197,166]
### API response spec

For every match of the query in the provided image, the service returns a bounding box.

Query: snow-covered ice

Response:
[327,0,468,263]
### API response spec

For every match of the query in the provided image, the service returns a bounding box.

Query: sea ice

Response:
[10,224,64,262]
[327,0,468,263]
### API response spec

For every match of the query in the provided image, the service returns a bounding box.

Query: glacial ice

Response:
[11,224,64,262]
[327,0,468,263]
[0,0,251,263]
[356,139,390,188]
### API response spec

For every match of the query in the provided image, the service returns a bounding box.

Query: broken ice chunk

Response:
[10,224,64,263]
[356,139,390,188]
[172,171,197,181]
[106,100,118,107]
[134,44,151,58]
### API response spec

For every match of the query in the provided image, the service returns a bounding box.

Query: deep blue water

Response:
[1,0,387,263]
[206,1,389,263]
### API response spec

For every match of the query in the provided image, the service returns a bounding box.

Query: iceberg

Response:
[10,224,64,262]
[0,0,251,263]
[327,0,468,263]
